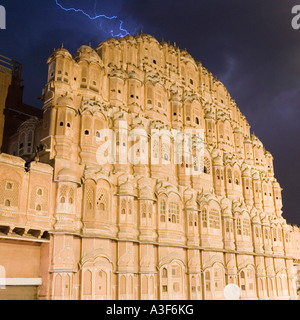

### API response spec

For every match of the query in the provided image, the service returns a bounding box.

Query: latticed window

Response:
[248,269,255,291]
[227,169,232,183]
[69,188,74,204]
[142,203,147,218]
[234,171,240,185]
[237,218,242,235]
[60,185,68,204]
[278,229,282,242]
[128,200,133,215]
[1,179,20,208]
[205,271,211,290]
[214,267,223,291]
[273,229,278,241]
[152,140,159,159]
[209,210,220,229]
[202,210,207,228]
[121,199,127,215]
[162,143,170,162]
[216,169,220,180]
[189,213,193,227]
[30,185,49,212]
[265,228,269,240]
[86,186,94,210]
[243,219,250,236]
[148,203,152,219]
[240,271,246,291]
[162,268,167,278]
[96,188,108,212]
[255,227,261,239]
[204,157,211,174]
[160,201,166,222]
[169,202,179,224]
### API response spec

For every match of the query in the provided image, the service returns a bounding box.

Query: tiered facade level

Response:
[1,33,300,300]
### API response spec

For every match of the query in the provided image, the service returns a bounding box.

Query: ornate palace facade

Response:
[0,33,299,300]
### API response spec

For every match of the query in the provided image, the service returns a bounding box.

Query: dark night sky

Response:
[0,0,300,225]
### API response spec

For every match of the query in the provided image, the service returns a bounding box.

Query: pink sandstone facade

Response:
[0,33,299,300]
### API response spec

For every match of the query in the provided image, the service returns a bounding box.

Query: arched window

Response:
[273,229,277,242]
[162,268,168,278]
[214,266,224,292]
[169,202,179,224]
[97,189,108,212]
[142,204,147,219]
[234,171,240,185]
[85,186,94,212]
[121,199,126,215]
[69,188,74,205]
[204,157,211,174]
[205,271,211,291]
[209,210,220,229]
[160,201,166,222]
[237,218,242,235]
[227,169,232,184]
[243,219,250,236]
[202,209,207,228]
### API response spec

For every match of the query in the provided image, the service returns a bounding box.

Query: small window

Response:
[84,130,89,135]
[190,79,193,85]
[162,285,168,292]
[37,189,43,196]
[36,204,42,211]
[5,199,11,207]
[153,59,157,64]
[6,182,13,190]
[60,122,64,127]
[196,117,200,125]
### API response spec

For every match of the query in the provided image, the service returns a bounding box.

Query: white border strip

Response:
[0,278,42,286]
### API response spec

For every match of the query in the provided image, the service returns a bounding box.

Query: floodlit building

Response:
[0,34,299,300]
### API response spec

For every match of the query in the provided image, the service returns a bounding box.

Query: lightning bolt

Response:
[54,0,129,37]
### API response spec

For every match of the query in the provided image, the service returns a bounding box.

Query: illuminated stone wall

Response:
[0,34,299,300]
